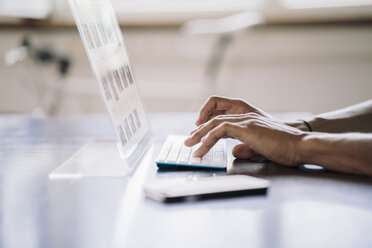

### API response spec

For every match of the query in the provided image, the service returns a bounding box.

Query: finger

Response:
[203,110,226,123]
[191,112,244,135]
[193,122,243,157]
[195,96,231,126]
[232,144,256,159]
[185,121,219,147]
[190,125,203,135]
[186,115,247,147]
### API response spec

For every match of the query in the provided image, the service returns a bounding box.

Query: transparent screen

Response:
[68,0,150,160]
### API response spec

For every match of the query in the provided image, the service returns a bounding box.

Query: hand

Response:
[184,113,307,166]
[194,96,273,127]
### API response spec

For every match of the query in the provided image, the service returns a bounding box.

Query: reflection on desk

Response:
[0,113,371,248]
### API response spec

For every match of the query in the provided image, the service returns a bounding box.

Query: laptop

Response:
[50,0,227,178]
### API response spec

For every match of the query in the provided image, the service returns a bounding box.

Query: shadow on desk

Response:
[229,159,372,183]
[227,159,372,211]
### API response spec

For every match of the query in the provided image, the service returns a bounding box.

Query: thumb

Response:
[232,143,255,159]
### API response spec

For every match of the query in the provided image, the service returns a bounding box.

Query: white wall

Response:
[0,24,371,116]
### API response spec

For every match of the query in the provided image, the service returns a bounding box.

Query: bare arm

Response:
[300,132,372,176]
[188,96,372,176]
[185,114,372,177]
[288,100,372,133]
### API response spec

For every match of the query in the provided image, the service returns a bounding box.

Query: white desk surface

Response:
[0,113,371,248]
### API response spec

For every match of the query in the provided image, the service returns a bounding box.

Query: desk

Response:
[0,113,371,248]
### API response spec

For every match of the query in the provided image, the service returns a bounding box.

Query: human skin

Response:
[184,96,372,177]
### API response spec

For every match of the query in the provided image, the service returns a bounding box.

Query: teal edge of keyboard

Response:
[156,162,227,170]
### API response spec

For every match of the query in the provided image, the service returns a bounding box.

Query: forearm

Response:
[287,99,372,133]
[298,132,372,176]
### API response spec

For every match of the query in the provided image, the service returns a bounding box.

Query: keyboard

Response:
[156,135,227,169]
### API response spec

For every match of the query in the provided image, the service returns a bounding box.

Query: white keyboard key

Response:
[177,146,191,163]
[200,158,212,166]
[189,156,201,164]
[166,142,182,162]
[214,151,225,164]
[215,142,225,152]
[181,146,192,154]
[178,156,189,163]
[202,150,213,160]
[158,141,173,162]
[200,149,214,165]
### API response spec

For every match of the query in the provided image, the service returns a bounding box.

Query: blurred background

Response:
[0,0,372,116]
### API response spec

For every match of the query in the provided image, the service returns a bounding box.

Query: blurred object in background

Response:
[49,0,372,26]
[266,0,372,23]
[182,11,263,98]
[181,11,263,36]
[1,0,372,25]
[281,0,372,9]
[0,0,372,116]
[3,36,71,117]
[0,0,54,19]
[110,0,372,25]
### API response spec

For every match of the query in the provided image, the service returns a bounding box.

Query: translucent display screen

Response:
[69,0,149,160]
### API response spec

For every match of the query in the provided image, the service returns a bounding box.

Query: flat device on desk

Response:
[144,175,270,203]
[49,0,227,178]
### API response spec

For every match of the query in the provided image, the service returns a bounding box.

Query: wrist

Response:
[286,120,309,132]
[297,132,325,165]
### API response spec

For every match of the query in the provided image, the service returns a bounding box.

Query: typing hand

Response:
[185,113,306,166]
[194,95,273,127]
